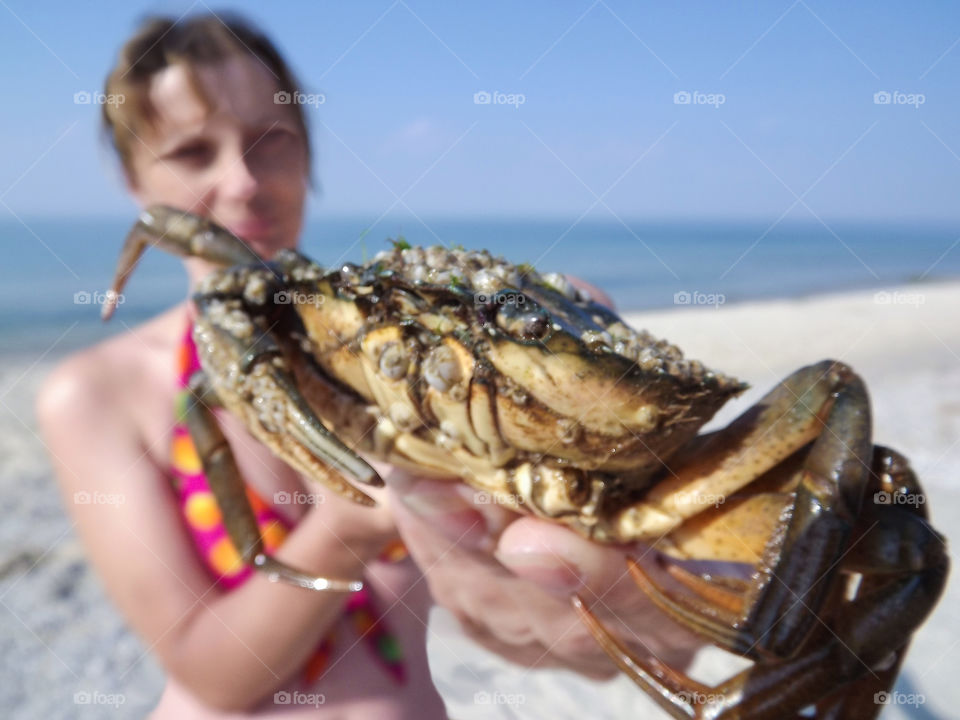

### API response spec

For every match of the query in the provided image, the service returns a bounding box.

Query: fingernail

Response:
[495,551,584,593]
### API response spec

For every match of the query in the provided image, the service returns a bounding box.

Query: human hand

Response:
[303,460,405,562]
[384,473,705,679]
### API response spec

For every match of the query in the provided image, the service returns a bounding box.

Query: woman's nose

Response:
[217,149,261,202]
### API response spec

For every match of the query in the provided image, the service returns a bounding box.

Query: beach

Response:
[2,279,957,719]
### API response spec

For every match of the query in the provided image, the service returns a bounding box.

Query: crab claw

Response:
[102,205,262,321]
[265,351,383,491]
[193,314,383,505]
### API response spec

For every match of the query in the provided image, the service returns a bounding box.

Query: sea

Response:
[2,215,957,357]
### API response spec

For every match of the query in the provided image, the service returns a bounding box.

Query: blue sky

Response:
[2,0,959,221]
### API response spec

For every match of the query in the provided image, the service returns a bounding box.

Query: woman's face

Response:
[126,54,309,257]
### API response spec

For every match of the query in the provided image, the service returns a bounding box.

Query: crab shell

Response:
[248,245,746,513]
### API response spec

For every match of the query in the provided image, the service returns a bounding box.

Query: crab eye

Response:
[493,291,551,342]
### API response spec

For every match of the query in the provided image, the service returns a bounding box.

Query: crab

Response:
[104,206,947,718]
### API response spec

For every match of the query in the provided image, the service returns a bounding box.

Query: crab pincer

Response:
[105,206,381,591]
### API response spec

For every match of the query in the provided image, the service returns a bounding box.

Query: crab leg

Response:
[184,371,362,592]
[101,205,385,590]
[577,442,948,719]
[102,206,262,320]
[192,315,382,501]
[622,363,872,659]
[737,364,871,658]
[606,361,849,544]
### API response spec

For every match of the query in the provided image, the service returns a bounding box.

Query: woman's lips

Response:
[226,216,275,241]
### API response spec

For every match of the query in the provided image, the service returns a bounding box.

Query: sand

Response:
[2,280,957,719]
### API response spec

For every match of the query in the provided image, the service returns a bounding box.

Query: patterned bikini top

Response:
[169,321,408,685]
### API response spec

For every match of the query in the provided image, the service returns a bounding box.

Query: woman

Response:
[35,14,445,718]
[37,11,696,719]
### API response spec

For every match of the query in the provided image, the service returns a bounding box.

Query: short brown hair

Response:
[102,12,312,181]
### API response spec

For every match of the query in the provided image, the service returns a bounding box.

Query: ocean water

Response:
[1,214,957,356]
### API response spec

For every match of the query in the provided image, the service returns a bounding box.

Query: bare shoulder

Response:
[35,305,224,654]
[35,304,187,468]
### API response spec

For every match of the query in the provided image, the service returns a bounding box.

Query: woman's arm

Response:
[36,353,397,712]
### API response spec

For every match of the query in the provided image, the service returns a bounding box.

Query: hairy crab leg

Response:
[184,371,362,592]
[102,206,262,321]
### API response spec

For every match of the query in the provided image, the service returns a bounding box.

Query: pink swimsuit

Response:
[169,321,407,685]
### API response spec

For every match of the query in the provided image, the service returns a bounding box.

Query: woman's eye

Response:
[259,128,294,146]
[167,143,212,164]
